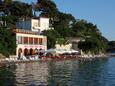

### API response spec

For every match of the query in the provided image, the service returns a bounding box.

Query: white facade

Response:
[55,44,72,51]
[15,29,47,57]
[16,17,50,33]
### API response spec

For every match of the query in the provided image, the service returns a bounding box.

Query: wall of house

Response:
[40,17,50,31]
[31,19,40,32]
[16,33,47,57]
[16,17,50,33]
[55,44,72,51]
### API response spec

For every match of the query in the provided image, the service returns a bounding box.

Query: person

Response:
[18,53,21,60]
[39,48,44,56]
[18,52,23,60]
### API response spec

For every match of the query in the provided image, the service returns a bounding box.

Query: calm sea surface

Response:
[0,57,115,86]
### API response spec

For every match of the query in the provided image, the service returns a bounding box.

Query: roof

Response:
[18,16,49,22]
[66,37,84,43]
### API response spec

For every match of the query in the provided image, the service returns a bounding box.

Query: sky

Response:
[19,0,115,41]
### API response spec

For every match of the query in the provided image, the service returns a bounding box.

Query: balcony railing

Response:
[13,29,40,35]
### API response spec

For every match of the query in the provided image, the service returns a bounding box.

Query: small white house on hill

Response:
[55,37,83,51]
[16,17,52,33]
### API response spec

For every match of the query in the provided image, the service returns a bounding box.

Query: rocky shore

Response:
[0,54,109,68]
[0,53,6,58]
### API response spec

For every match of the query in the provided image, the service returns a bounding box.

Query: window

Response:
[24,37,28,44]
[34,38,38,44]
[29,37,33,44]
[39,38,43,45]
[18,36,22,44]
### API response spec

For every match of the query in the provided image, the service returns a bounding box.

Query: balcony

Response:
[14,29,40,35]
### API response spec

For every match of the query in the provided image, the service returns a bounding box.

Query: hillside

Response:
[0,0,108,56]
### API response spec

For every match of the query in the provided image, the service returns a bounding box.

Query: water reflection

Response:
[72,60,108,86]
[0,64,16,86]
[48,60,78,86]
[1,57,115,86]
[15,62,49,86]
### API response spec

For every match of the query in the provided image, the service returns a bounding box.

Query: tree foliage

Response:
[56,38,68,46]
[1,15,17,27]
[75,20,108,54]
[35,0,58,18]
[107,41,115,53]
[0,27,16,56]
[42,29,61,48]
[10,1,32,17]
[0,0,32,17]
[108,41,115,48]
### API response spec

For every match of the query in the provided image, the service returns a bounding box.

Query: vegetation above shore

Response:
[107,41,115,53]
[0,0,109,57]
[0,27,16,56]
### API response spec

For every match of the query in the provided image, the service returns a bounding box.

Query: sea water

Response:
[0,57,115,86]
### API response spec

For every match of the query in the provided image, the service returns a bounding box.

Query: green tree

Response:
[108,41,115,48]
[0,0,12,15]
[75,20,108,54]
[56,38,68,46]
[0,27,16,57]
[53,12,75,37]
[42,29,61,48]
[10,1,32,17]
[35,0,58,18]
[1,15,17,27]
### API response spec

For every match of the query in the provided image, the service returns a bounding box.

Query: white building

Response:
[16,17,51,33]
[55,44,72,51]
[14,29,47,57]
[55,37,82,51]
[13,17,52,57]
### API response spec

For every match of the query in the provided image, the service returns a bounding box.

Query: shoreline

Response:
[0,54,109,68]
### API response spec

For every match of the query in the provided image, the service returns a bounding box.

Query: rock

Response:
[0,53,6,59]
